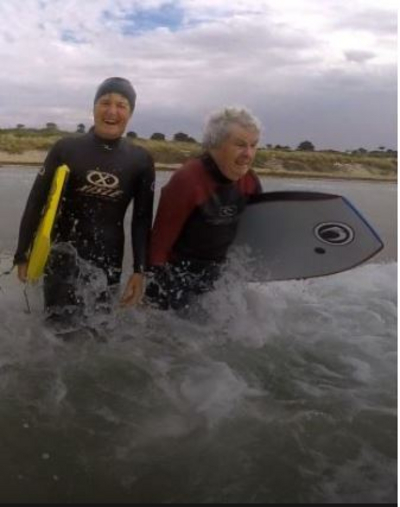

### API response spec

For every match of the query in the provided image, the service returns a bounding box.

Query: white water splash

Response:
[0,253,396,503]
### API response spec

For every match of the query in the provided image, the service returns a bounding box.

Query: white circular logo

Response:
[314,222,355,245]
[219,205,237,217]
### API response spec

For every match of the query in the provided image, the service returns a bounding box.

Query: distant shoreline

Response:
[0,149,396,183]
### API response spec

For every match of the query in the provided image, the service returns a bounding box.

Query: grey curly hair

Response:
[202,107,261,150]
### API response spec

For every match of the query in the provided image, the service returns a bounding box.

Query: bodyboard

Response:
[232,191,384,282]
[26,164,70,283]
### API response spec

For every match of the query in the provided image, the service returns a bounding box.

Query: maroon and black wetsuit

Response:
[15,130,155,312]
[146,153,262,310]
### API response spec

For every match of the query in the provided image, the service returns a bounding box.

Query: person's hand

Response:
[17,262,28,283]
[120,273,145,307]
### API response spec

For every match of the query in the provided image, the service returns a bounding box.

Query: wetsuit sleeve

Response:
[13,143,63,264]
[149,170,199,266]
[131,155,155,273]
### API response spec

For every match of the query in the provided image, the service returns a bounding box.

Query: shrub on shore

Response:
[0,129,396,179]
[254,149,397,177]
[0,132,63,153]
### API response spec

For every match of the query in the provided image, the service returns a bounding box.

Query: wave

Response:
[0,259,396,502]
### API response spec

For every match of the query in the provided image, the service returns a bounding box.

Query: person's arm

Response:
[14,142,63,281]
[120,153,155,307]
[131,154,155,274]
[149,169,199,266]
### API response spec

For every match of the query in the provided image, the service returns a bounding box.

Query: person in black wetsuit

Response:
[14,77,155,318]
[145,107,262,311]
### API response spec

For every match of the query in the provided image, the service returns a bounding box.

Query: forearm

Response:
[132,219,151,273]
[131,160,155,272]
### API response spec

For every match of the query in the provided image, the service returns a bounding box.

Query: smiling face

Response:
[93,93,132,140]
[209,123,259,181]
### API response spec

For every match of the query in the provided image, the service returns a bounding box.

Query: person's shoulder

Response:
[247,168,260,181]
[159,158,208,197]
[47,133,86,157]
[161,159,204,196]
[122,138,148,155]
[240,168,262,193]
[239,167,260,184]
[123,139,154,163]
[172,157,205,181]
[52,133,82,149]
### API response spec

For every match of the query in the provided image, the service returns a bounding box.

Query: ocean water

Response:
[0,167,396,502]
[0,256,396,502]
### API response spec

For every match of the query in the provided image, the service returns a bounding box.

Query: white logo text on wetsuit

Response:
[78,170,123,199]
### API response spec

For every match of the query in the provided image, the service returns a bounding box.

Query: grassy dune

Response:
[253,149,397,179]
[0,130,397,181]
[0,131,62,153]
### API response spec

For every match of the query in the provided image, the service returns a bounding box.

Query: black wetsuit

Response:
[15,131,155,312]
[146,154,262,310]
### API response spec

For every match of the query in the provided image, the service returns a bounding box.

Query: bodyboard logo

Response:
[314,222,355,245]
[219,205,238,217]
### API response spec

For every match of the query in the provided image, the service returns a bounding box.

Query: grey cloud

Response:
[181,17,316,61]
[0,0,396,152]
[344,50,376,63]
[132,61,397,151]
[335,8,397,35]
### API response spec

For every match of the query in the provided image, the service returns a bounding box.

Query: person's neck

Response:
[202,152,234,184]
[91,129,122,149]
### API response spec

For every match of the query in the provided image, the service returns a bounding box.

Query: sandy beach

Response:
[0,149,396,181]
[0,150,47,165]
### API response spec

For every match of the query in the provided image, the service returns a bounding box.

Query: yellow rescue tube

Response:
[26,164,70,283]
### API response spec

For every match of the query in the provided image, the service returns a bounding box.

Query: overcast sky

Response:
[0,0,397,150]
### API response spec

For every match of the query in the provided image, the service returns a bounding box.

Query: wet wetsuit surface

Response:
[146,154,262,310]
[15,131,155,310]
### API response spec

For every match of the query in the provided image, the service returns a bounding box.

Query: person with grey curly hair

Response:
[145,106,263,311]
[202,107,262,151]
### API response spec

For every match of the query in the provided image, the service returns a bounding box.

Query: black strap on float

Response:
[23,286,32,314]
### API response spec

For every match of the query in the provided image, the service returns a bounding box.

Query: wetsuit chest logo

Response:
[87,171,119,188]
[78,170,123,198]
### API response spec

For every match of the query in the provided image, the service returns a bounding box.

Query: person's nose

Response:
[242,145,254,158]
[105,103,118,115]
